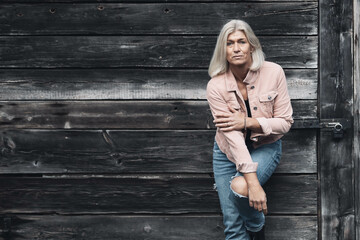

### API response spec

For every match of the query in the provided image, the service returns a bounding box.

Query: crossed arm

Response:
[213,105,268,214]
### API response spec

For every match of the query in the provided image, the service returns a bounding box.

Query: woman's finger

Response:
[228,105,238,113]
[262,202,268,215]
[253,201,259,211]
[214,113,231,118]
[216,122,234,131]
[215,122,232,128]
[214,118,231,124]
[219,126,233,132]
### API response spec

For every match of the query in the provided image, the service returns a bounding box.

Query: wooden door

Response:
[0,0,356,239]
[319,0,356,239]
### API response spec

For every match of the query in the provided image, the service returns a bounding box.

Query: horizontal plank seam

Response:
[0,173,317,178]
[0,34,318,37]
[0,211,320,216]
[0,127,318,131]
[0,67,318,70]
[0,99,318,102]
[0,1,319,4]
[0,67,319,70]
[0,213,318,217]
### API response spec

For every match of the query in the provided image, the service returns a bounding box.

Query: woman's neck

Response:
[229,62,252,82]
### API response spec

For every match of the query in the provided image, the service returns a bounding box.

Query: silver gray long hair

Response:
[208,20,265,78]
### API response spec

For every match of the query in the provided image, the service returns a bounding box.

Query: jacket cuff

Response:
[237,162,258,173]
[254,117,272,136]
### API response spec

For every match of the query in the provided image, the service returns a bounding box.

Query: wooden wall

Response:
[0,1,319,239]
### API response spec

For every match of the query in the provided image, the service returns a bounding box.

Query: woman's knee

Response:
[230,176,248,197]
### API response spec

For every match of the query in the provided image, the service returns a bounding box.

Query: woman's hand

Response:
[244,172,268,215]
[247,183,268,215]
[214,106,245,131]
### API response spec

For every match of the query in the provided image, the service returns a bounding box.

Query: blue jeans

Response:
[213,139,282,240]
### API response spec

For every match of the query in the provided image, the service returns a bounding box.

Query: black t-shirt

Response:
[244,100,252,149]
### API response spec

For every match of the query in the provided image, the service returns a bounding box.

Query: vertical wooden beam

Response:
[319,0,355,239]
[354,0,360,238]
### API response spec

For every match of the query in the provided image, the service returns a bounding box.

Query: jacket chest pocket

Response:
[258,91,278,115]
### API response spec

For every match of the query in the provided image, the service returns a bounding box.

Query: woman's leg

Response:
[228,139,282,232]
[213,141,249,240]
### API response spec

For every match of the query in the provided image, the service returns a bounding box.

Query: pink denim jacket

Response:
[206,61,294,173]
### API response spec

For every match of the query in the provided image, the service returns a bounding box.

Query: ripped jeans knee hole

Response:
[229,175,248,198]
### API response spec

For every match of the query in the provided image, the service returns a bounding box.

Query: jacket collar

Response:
[225,68,259,92]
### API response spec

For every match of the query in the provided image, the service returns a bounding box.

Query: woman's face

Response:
[226,30,253,68]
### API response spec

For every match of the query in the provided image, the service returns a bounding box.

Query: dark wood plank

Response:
[0,3,317,35]
[0,175,317,214]
[0,69,317,100]
[0,215,317,240]
[0,100,316,129]
[320,133,354,240]
[279,129,316,173]
[0,0,318,3]
[266,216,317,240]
[0,130,316,174]
[355,0,360,237]
[319,0,355,239]
[0,36,317,68]
[263,175,317,214]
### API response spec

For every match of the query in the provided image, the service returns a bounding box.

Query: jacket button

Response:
[268,96,272,100]
[250,86,255,89]
[253,106,257,110]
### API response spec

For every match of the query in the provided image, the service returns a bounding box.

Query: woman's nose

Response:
[233,43,240,52]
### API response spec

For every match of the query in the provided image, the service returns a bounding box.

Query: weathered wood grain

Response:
[0,100,316,129]
[0,36,317,68]
[0,3,317,35]
[320,132,354,239]
[0,175,317,214]
[0,214,317,240]
[0,69,317,100]
[0,0,318,3]
[266,216,317,240]
[0,129,316,174]
[354,0,360,237]
[280,129,316,173]
[320,0,355,239]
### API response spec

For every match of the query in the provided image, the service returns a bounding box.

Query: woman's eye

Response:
[227,42,233,46]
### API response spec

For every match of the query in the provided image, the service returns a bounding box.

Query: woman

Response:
[206,20,293,240]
